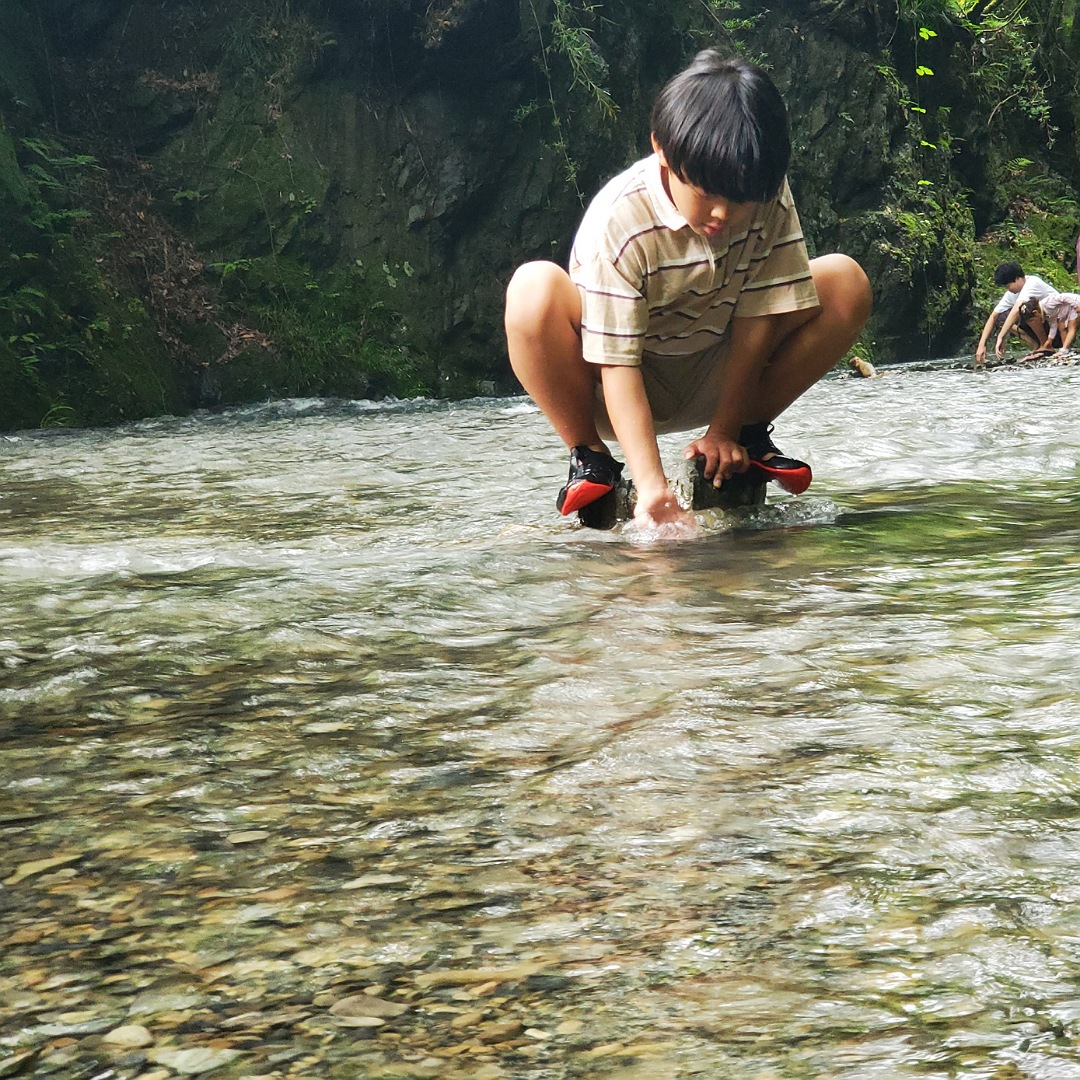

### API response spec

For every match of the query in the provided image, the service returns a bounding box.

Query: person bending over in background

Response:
[504,50,871,529]
[975,262,1057,366]
[1035,290,1080,356]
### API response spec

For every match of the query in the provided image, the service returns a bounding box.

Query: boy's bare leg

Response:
[1020,310,1049,349]
[1059,320,1077,353]
[1018,324,1043,350]
[750,253,873,422]
[504,261,607,453]
[507,255,871,487]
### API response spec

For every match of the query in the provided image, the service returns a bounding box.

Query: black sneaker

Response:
[739,421,812,495]
[556,445,624,515]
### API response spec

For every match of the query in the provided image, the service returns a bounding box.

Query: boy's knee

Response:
[505,261,578,331]
[811,253,872,326]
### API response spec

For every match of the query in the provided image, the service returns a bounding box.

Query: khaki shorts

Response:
[593,338,731,441]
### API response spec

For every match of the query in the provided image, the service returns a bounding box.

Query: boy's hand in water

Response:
[633,482,694,529]
[683,432,749,487]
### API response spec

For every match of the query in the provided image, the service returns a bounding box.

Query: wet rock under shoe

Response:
[578,455,766,528]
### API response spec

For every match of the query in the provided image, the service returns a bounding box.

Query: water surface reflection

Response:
[2,365,1080,1077]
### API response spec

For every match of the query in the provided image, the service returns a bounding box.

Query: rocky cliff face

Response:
[1,0,1077,428]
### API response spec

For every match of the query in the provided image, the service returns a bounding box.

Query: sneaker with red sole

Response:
[739,421,812,495]
[556,445,624,516]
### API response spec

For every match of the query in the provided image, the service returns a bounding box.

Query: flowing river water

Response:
[2,360,1080,1079]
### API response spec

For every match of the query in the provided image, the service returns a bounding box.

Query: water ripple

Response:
[3,364,1080,1075]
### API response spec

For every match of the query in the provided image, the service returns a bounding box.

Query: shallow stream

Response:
[3,361,1080,1078]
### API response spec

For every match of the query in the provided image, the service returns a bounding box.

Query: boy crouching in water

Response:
[504,50,872,529]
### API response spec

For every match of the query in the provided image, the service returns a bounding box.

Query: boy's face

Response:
[1007,276,1026,293]
[653,140,757,239]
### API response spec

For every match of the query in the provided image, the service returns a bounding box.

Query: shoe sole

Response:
[558,479,615,516]
[748,461,812,495]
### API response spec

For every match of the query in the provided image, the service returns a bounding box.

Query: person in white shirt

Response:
[975,262,1057,365]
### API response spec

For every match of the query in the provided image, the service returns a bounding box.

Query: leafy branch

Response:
[524,0,618,197]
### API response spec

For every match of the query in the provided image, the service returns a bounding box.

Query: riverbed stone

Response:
[146,1046,245,1073]
[226,830,270,844]
[0,1051,39,1078]
[3,853,82,885]
[413,962,545,990]
[331,1014,386,1028]
[448,1008,486,1028]
[329,993,409,1019]
[476,1018,523,1043]
[102,1023,155,1048]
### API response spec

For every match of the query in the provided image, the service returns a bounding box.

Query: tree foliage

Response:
[2,0,1080,428]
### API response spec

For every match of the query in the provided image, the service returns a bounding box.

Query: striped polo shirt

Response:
[569,154,819,366]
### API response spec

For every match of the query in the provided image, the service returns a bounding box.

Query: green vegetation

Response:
[840,0,1080,358]
[0,0,435,428]
[523,0,620,195]
[0,128,185,429]
[1,0,1079,429]
[208,255,434,400]
[972,158,1080,314]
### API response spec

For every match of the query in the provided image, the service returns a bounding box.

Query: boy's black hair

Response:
[650,50,790,203]
[994,261,1025,287]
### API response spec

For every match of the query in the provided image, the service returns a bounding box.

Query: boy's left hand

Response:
[683,433,749,487]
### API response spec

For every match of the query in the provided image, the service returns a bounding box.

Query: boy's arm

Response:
[975,309,998,365]
[1040,310,1058,349]
[995,304,1021,355]
[683,313,774,482]
[599,364,691,525]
